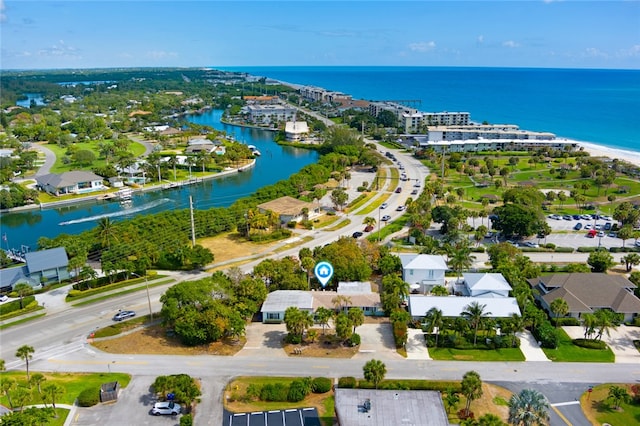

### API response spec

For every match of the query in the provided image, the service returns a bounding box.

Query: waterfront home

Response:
[0,247,70,291]
[256,196,320,225]
[528,273,640,323]
[398,254,448,294]
[36,171,105,196]
[284,121,309,141]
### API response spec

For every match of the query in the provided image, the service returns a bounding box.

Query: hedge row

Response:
[573,338,607,350]
[338,377,461,393]
[0,296,36,315]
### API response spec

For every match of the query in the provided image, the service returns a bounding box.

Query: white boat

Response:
[116,188,132,201]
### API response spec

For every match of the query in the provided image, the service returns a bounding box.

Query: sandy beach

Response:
[577,141,640,168]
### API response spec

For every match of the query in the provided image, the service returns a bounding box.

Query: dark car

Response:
[574,222,583,230]
[572,214,581,220]
[395,187,402,193]
[364,225,374,232]
[112,310,136,321]
[604,222,612,231]
[352,231,363,238]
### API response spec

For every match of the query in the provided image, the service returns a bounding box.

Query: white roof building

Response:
[284,121,309,141]
[408,296,521,319]
[460,273,512,298]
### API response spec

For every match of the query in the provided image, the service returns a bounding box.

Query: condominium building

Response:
[401,111,471,132]
[244,104,297,125]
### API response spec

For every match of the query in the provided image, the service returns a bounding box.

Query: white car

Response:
[151,401,181,416]
[0,295,9,303]
[381,215,391,221]
[524,242,539,248]
[380,203,388,209]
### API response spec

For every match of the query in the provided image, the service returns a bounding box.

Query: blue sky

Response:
[1,1,639,70]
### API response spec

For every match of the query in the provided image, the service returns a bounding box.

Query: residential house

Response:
[260,282,383,323]
[256,196,320,226]
[0,247,70,291]
[398,254,448,294]
[334,389,449,426]
[528,273,640,323]
[36,171,105,196]
[408,272,521,320]
[284,121,310,141]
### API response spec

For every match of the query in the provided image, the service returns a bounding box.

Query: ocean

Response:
[221,66,640,153]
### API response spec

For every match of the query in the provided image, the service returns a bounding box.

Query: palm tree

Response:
[448,243,475,283]
[363,359,386,389]
[30,372,46,394]
[443,388,460,413]
[508,388,550,426]
[594,309,616,342]
[42,383,65,411]
[315,307,333,335]
[462,302,491,346]
[97,217,118,249]
[621,253,640,272]
[549,298,569,328]
[607,385,629,409]
[582,313,597,340]
[348,307,364,334]
[15,345,35,381]
[461,370,483,418]
[509,314,526,347]
[424,307,444,347]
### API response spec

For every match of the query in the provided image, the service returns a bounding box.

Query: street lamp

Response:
[131,272,153,321]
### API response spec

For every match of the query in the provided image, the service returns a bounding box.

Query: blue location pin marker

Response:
[314,261,334,288]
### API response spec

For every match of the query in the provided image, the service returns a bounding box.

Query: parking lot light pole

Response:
[132,272,153,321]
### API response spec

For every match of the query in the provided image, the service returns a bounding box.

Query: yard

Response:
[542,328,615,362]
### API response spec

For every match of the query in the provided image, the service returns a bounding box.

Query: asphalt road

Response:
[2,144,635,425]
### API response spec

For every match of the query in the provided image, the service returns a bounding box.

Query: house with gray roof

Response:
[0,247,69,291]
[398,254,448,294]
[334,388,450,426]
[454,273,512,297]
[528,273,640,323]
[36,171,105,196]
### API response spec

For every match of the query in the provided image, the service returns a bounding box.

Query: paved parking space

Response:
[236,323,288,357]
[562,325,640,363]
[406,329,431,360]
[353,322,403,360]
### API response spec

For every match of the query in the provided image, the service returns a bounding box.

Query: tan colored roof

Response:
[311,291,381,311]
[257,196,315,216]
[531,273,640,314]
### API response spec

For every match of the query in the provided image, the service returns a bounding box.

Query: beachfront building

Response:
[36,171,106,196]
[299,85,353,104]
[284,121,310,141]
[401,111,471,133]
[243,104,297,126]
[369,101,419,122]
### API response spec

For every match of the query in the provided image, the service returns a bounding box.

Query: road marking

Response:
[49,359,149,365]
[551,405,573,425]
[551,401,580,407]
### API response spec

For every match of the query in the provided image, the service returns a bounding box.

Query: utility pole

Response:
[189,195,196,247]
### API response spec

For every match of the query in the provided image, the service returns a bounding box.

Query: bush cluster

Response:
[428,334,518,349]
[77,387,101,407]
[337,377,357,388]
[0,296,36,315]
[573,338,607,350]
[531,322,558,349]
[553,317,580,327]
[554,246,575,253]
[254,378,317,403]
[311,377,332,393]
[610,247,640,253]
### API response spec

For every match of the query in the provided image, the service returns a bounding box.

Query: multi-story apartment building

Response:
[244,104,297,125]
[401,111,471,132]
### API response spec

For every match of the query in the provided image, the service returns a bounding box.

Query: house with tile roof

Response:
[36,171,105,196]
[528,273,640,323]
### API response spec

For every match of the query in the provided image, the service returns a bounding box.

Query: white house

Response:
[408,295,521,320]
[36,171,105,196]
[455,273,512,297]
[284,121,310,141]
[398,254,448,294]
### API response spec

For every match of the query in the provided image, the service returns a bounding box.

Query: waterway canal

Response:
[0,110,318,250]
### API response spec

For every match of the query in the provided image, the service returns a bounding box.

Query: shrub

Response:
[544,243,556,250]
[285,334,302,344]
[470,247,485,253]
[77,387,101,407]
[180,414,193,426]
[573,338,607,350]
[287,221,297,228]
[348,333,361,347]
[312,377,332,394]
[532,322,558,349]
[577,247,597,253]
[553,317,580,327]
[338,377,357,388]
[260,383,289,402]
[554,246,574,253]
[287,380,309,402]
[0,296,36,315]
[357,186,368,192]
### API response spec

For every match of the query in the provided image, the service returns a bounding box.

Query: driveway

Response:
[353,321,403,360]
[562,325,640,363]
[235,323,288,357]
[406,329,431,360]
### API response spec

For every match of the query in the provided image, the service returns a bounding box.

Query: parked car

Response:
[563,215,572,220]
[549,214,562,220]
[380,203,388,209]
[635,241,640,247]
[151,401,181,416]
[524,242,539,248]
[364,225,374,232]
[584,224,593,230]
[112,310,136,321]
[604,222,612,231]
[587,229,597,238]
[597,231,605,237]
[352,231,363,238]
[572,214,581,220]
[395,187,402,193]
[381,215,391,222]
[574,223,583,230]
[0,295,9,303]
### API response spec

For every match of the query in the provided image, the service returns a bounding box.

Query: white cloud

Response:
[38,40,80,58]
[584,47,607,58]
[0,0,6,22]
[477,35,484,44]
[502,40,520,48]
[408,41,436,52]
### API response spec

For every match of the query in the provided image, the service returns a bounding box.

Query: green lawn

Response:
[428,347,525,361]
[582,384,640,426]
[0,372,131,407]
[47,140,146,173]
[542,329,615,362]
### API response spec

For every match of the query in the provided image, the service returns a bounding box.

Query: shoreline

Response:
[575,141,640,168]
